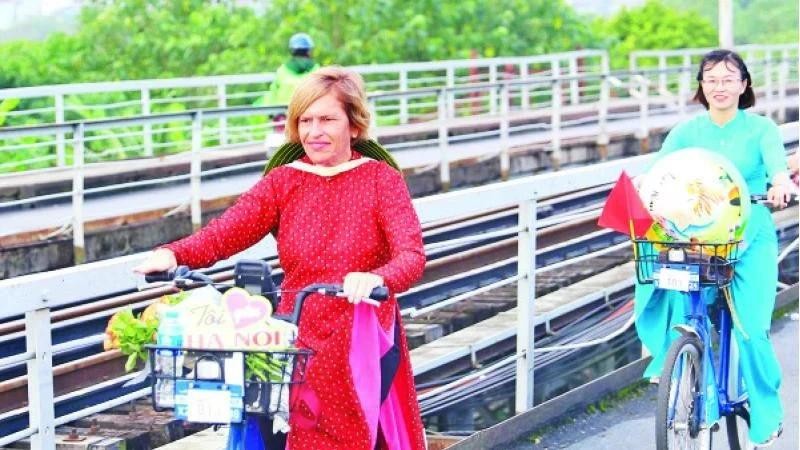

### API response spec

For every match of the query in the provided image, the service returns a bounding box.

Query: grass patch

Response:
[527,416,576,445]
[585,379,651,415]
[526,379,651,444]
[772,301,798,321]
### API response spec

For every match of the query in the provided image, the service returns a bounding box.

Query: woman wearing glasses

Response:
[634,49,794,446]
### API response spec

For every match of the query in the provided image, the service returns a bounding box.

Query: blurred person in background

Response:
[256,33,321,152]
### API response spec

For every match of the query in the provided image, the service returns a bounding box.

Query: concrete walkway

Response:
[514,312,799,450]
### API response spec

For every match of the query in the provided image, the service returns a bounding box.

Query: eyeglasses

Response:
[700,78,743,89]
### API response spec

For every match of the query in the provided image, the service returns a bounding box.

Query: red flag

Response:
[597,171,653,237]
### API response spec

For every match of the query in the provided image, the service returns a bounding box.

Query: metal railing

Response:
[1,48,796,175]
[0,154,656,448]
[0,50,606,169]
[2,44,796,173]
[630,44,799,124]
[1,63,798,263]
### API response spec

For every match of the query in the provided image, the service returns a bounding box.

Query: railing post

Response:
[745,49,756,75]
[368,98,378,137]
[72,123,86,265]
[778,49,788,123]
[438,90,450,191]
[446,67,456,118]
[399,70,409,124]
[550,62,562,170]
[217,84,228,146]
[600,52,610,78]
[515,196,536,414]
[597,73,610,161]
[520,63,530,111]
[627,55,639,98]
[489,65,498,115]
[658,55,668,94]
[569,56,579,105]
[141,88,153,157]
[679,55,691,119]
[26,308,56,450]
[55,94,66,167]
[191,112,203,231]
[637,75,650,153]
[499,84,510,180]
[764,52,774,120]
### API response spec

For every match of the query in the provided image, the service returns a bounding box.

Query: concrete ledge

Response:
[776,282,799,311]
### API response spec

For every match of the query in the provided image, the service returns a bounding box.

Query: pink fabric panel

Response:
[350,303,392,448]
[378,384,414,450]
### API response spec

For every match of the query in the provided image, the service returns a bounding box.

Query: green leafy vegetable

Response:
[245,352,289,383]
[109,310,159,372]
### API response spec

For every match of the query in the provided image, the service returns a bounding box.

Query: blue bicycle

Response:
[634,202,762,450]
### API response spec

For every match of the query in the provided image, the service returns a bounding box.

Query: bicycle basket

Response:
[146,346,312,423]
[634,240,741,290]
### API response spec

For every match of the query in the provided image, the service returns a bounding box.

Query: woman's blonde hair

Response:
[285,66,371,143]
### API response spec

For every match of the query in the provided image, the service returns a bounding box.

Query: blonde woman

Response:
[136,67,426,450]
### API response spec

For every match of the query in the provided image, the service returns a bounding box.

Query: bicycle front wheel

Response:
[656,334,713,450]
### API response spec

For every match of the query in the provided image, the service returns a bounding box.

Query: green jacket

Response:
[255,58,320,107]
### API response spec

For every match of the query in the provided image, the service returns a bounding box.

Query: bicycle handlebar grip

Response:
[144,270,175,283]
[312,284,388,301]
[750,193,799,205]
[370,286,389,302]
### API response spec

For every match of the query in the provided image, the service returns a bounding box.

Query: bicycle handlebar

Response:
[749,193,798,206]
[143,266,389,325]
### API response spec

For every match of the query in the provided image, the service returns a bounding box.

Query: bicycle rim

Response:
[656,335,712,450]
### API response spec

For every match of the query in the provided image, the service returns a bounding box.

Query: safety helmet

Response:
[288,33,314,51]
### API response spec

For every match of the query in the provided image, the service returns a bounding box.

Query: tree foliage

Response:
[0,0,793,88]
[0,0,594,89]
[663,0,799,45]
[591,0,718,69]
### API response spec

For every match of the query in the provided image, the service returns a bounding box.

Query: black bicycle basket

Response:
[633,240,741,289]
[146,346,312,422]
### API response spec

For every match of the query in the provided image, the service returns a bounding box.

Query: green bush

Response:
[591,0,717,69]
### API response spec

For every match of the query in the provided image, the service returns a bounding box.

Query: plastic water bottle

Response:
[156,309,183,407]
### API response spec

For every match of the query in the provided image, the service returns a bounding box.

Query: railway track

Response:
[0,186,616,430]
[0,188,796,447]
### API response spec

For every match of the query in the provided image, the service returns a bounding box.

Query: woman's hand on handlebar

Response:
[343,272,385,304]
[767,182,797,209]
[133,248,178,274]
